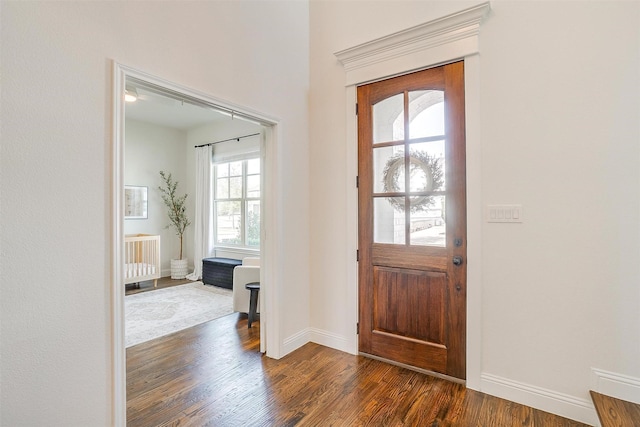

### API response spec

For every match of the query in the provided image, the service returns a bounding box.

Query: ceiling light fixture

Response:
[124,88,138,102]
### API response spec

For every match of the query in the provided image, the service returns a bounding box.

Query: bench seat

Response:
[202,257,242,289]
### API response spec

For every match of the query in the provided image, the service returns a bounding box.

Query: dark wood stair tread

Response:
[590,390,640,426]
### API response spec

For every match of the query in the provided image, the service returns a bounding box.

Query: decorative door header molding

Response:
[334,2,491,86]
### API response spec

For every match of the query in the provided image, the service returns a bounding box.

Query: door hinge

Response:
[355,103,358,115]
[357,322,360,335]
[356,249,359,262]
[356,176,359,188]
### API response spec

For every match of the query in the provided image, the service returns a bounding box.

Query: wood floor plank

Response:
[127,312,590,426]
[590,390,640,427]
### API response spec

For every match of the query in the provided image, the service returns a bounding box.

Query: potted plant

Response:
[158,171,191,279]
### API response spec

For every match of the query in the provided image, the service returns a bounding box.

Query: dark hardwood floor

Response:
[127,311,590,426]
[590,391,640,427]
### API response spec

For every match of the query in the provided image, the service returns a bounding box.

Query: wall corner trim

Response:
[334,2,491,86]
[480,373,597,425]
[309,328,356,355]
[282,328,356,356]
[282,328,311,356]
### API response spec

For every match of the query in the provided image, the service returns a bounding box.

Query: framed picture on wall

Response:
[124,186,148,219]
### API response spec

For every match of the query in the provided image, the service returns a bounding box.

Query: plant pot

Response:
[170,259,189,279]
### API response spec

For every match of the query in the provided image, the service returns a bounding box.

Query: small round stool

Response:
[245,282,260,328]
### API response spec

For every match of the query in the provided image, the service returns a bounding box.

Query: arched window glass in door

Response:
[372,90,446,247]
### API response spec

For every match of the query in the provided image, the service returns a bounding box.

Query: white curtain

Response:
[187,145,213,281]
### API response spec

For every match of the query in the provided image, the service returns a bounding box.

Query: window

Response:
[214,158,260,247]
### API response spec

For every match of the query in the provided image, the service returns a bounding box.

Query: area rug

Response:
[125,281,233,348]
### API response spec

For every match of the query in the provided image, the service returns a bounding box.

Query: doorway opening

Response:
[112,63,280,424]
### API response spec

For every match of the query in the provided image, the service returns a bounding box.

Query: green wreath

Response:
[381,151,444,213]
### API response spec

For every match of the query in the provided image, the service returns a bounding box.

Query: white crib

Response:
[125,234,161,288]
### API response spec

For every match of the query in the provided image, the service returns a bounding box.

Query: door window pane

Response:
[374,197,405,244]
[408,141,445,193]
[373,93,404,143]
[374,145,404,193]
[409,90,444,139]
[410,195,445,247]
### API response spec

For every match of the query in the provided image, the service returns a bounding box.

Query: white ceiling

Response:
[124,87,231,131]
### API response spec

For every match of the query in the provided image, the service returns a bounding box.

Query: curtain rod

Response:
[194,133,260,148]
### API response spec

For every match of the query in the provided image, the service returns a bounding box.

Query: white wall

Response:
[478,1,640,414]
[125,119,190,275]
[309,0,640,424]
[0,1,309,425]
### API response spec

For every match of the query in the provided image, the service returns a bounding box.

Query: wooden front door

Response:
[357,62,467,380]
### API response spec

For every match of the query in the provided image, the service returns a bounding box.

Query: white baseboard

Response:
[308,328,356,355]
[591,368,640,404]
[481,373,597,425]
[282,328,356,357]
[282,328,311,355]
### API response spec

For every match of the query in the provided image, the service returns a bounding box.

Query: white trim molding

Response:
[344,84,359,357]
[283,328,311,355]
[335,2,491,86]
[288,328,352,355]
[111,61,127,427]
[285,328,353,356]
[309,328,353,355]
[481,373,598,425]
[591,368,640,404]
[463,53,483,392]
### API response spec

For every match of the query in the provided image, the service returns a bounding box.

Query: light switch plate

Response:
[487,204,523,223]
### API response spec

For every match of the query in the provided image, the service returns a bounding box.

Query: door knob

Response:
[452,256,463,266]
